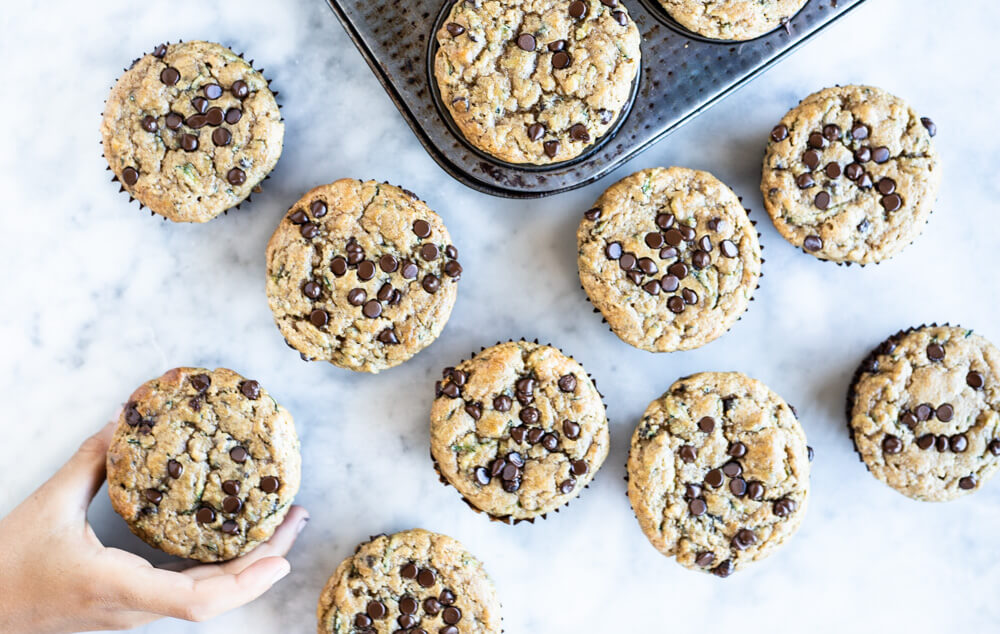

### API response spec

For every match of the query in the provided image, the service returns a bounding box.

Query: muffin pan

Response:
[325,0,868,198]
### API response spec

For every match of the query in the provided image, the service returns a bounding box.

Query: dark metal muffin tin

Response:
[325,0,867,198]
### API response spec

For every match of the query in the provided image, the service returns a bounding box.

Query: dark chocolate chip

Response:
[446,22,465,36]
[222,496,242,514]
[543,139,561,156]
[260,476,280,493]
[688,498,707,516]
[528,123,545,141]
[225,108,242,124]
[822,124,841,141]
[825,162,842,178]
[803,235,823,252]
[144,488,162,504]
[698,417,715,433]
[231,80,249,99]
[770,124,788,142]
[967,371,985,389]
[230,446,248,462]
[494,395,512,412]
[872,146,890,163]
[569,123,590,142]
[422,274,441,294]
[927,343,945,361]
[936,403,954,422]
[959,475,977,490]
[851,123,869,140]
[211,127,232,146]
[558,374,577,392]
[705,469,724,488]
[803,149,821,170]
[160,67,180,85]
[551,51,571,69]
[516,33,536,51]
[814,191,831,210]
[310,308,329,327]
[563,420,580,439]
[920,117,937,137]
[678,445,696,462]
[227,167,246,185]
[719,240,738,258]
[196,507,216,523]
[223,480,240,496]
[240,380,260,400]
[569,0,587,18]
[167,459,183,478]
[882,435,902,454]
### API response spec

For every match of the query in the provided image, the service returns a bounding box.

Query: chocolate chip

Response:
[144,488,162,504]
[548,39,568,52]
[638,257,658,275]
[494,395,512,412]
[959,475,977,490]
[230,446,248,463]
[210,127,232,147]
[688,498,707,516]
[559,478,576,494]
[425,597,444,615]
[705,469,724,488]
[202,83,222,100]
[660,275,679,292]
[400,260,418,279]
[399,595,419,615]
[196,507,216,523]
[222,480,240,496]
[825,162,842,179]
[920,117,937,137]
[679,445,696,462]
[695,552,715,567]
[916,434,935,450]
[719,240,738,258]
[527,428,544,444]
[803,235,823,252]
[584,207,601,221]
[167,459,183,478]
[227,167,246,186]
[667,261,687,279]
[543,139,561,156]
[682,288,698,305]
[164,112,183,130]
[713,560,734,578]
[260,476,280,493]
[857,172,874,189]
[240,380,260,400]
[773,498,796,517]
[667,296,685,314]
[152,43,167,58]
[612,10,627,25]
[656,213,675,230]
[843,163,862,180]
[814,191,831,210]
[900,411,918,428]
[642,281,660,295]
[310,308,329,327]
[421,274,441,293]
[357,260,377,281]
[770,124,788,142]
[698,236,712,252]
[225,108,242,124]
[400,563,418,579]
[420,243,440,261]
[524,122,547,142]
[691,251,710,269]
[569,0,587,18]
[927,343,945,361]
[872,146,890,163]
[854,147,871,163]
[160,67,180,85]
[881,193,902,212]
[882,435,902,454]
[222,495,242,514]
[517,33,536,51]
[802,150,821,170]
[446,22,465,36]
[916,403,933,421]
[808,132,826,149]
[851,123,869,140]
[417,568,436,587]
[541,433,559,451]
[947,433,967,453]
[989,439,1000,456]
[697,417,715,433]
[722,461,742,478]
[823,124,841,141]
[678,225,696,241]
[966,371,984,389]
[729,478,747,497]
[558,374,577,393]
[205,107,224,126]
[727,442,747,458]
[605,242,622,260]
[936,403,954,422]
[563,420,581,439]
[231,80,249,99]
[443,606,462,625]
[569,123,590,142]
[795,173,815,189]
[747,481,765,500]
[732,528,757,549]
[361,300,381,319]
[179,133,198,152]
[619,253,637,271]
[551,52,571,69]
[118,166,139,187]
[519,407,539,425]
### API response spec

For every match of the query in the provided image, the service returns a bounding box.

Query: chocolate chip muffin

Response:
[106,367,300,562]
[317,529,502,634]
[761,85,941,264]
[266,179,462,373]
[658,0,807,41]
[578,167,761,352]
[627,372,810,577]
[101,41,284,222]
[434,0,641,165]
[847,325,1000,501]
[430,340,609,523]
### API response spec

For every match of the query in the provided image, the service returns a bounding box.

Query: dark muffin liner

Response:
[577,198,764,346]
[844,322,949,469]
[430,338,607,525]
[102,41,281,219]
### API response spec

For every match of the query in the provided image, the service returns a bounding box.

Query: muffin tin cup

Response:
[324,0,868,198]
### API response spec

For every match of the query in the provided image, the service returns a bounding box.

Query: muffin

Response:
[434,0,641,164]
[106,367,300,562]
[101,41,284,222]
[430,340,609,523]
[627,372,809,577]
[317,529,502,633]
[578,166,761,352]
[847,324,1000,501]
[266,179,462,373]
[658,0,808,41]
[761,85,940,264]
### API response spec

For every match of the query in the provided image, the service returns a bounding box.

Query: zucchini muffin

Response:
[848,325,1000,501]
[659,0,807,41]
[266,179,461,373]
[431,340,609,522]
[101,41,284,222]
[627,372,810,577]
[106,367,300,562]
[434,0,641,164]
[317,529,502,634]
[761,85,940,264]
[578,167,761,352]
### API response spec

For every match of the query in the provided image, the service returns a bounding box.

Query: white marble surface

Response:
[3,0,1000,631]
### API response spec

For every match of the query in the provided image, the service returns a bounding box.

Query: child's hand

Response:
[0,418,309,633]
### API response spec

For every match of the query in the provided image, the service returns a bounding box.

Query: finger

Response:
[45,415,120,515]
[116,556,291,622]
[181,506,310,580]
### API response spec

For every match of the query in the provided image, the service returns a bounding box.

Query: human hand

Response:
[0,418,309,633]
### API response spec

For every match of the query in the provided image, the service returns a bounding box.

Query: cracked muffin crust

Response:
[106,367,300,562]
[434,0,641,164]
[848,325,1000,501]
[317,529,502,634]
[627,372,809,577]
[430,340,609,521]
[578,167,761,352]
[266,179,461,373]
[658,0,807,41]
[101,41,284,222]
[761,85,941,264]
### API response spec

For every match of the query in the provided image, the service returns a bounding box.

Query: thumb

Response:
[44,415,119,515]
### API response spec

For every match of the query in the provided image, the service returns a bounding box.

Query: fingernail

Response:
[271,562,291,585]
[296,516,310,535]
